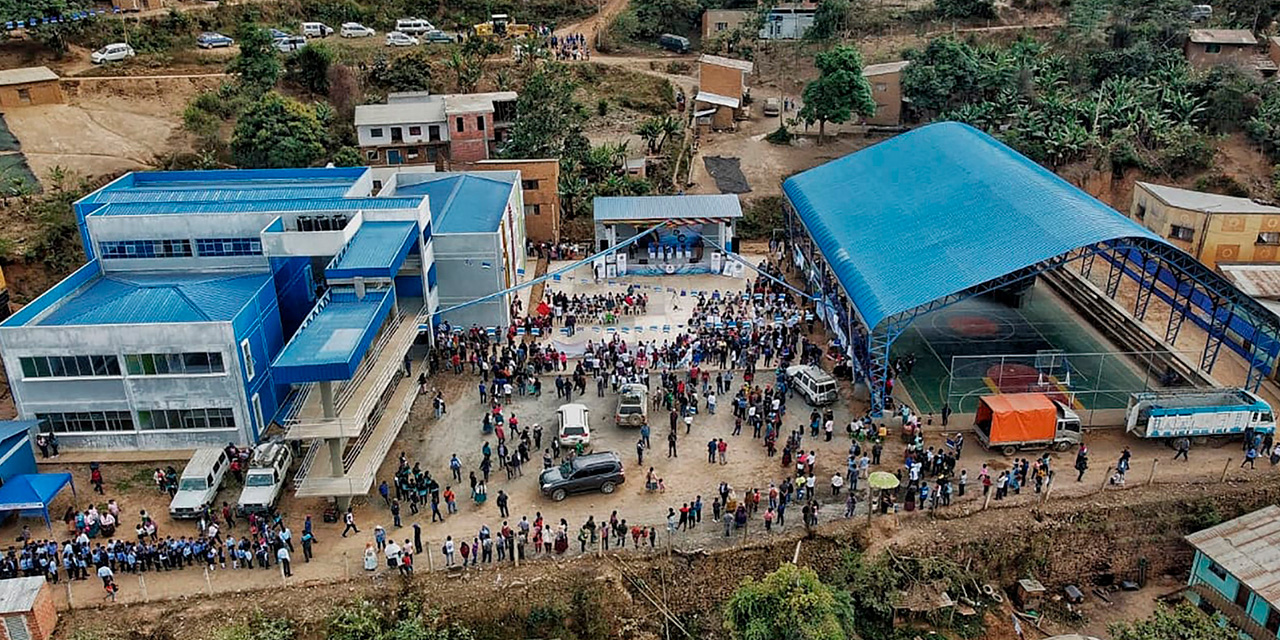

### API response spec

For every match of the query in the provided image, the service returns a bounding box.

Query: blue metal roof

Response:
[80,167,368,204]
[86,185,355,204]
[0,421,39,442]
[271,287,397,383]
[395,174,512,234]
[593,194,743,222]
[781,122,1163,331]
[326,221,418,280]
[94,197,425,217]
[36,271,272,326]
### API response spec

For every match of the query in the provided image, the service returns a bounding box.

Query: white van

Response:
[786,365,838,406]
[91,43,136,64]
[340,22,375,38]
[169,448,230,519]
[556,403,592,450]
[395,18,435,35]
[302,22,333,37]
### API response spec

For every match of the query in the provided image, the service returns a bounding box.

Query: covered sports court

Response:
[782,123,1280,418]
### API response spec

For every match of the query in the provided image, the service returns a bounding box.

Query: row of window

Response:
[124,352,225,376]
[35,408,236,433]
[368,124,444,141]
[100,239,193,260]
[20,352,227,379]
[137,408,236,431]
[195,237,263,257]
[101,237,264,260]
[20,355,120,379]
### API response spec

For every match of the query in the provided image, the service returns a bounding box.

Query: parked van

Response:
[302,22,333,37]
[556,403,592,450]
[274,35,307,53]
[395,18,435,35]
[786,365,838,406]
[658,33,690,54]
[169,448,230,519]
[1188,4,1212,21]
[91,43,136,64]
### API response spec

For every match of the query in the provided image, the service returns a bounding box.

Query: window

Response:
[427,263,438,290]
[1259,232,1280,245]
[366,149,379,161]
[36,411,134,433]
[407,147,420,160]
[1136,200,1147,220]
[240,339,255,381]
[137,408,236,430]
[477,116,485,131]
[715,21,728,30]
[16,88,30,104]
[875,82,887,92]
[252,393,264,431]
[370,127,384,138]
[429,125,441,141]
[1267,606,1280,634]
[124,352,225,376]
[1208,560,1229,581]
[371,180,382,192]
[195,237,262,257]
[409,126,422,136]
[99,239,193,259]
[1206,43,1222,53]
[521,179,540,190]
[456,117,465,132]
[525,204,541,216]
[1170,225,1195,242]
[1236,583,1253,610]
[20,355,121,379]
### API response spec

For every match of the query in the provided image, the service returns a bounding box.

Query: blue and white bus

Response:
[1126,389,1275,439]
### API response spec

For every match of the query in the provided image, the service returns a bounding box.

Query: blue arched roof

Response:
[782,122,1164,331]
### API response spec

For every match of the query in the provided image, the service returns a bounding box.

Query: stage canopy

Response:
[0,473,74,528]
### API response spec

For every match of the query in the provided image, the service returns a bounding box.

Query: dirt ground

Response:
[2,75,217,184]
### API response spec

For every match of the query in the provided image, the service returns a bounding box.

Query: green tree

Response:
[806,0,852,41]
[630,0,701,38]
[934,0,996,18]
[231,92,326,169]
[0,0,84,21]
[502,63,588,160]
[370,51,433,92]
[901,36,980,116]
[331,147,362,167]
[724,564,856,640]
[1109,603,1235,640]
[228,24,281,97]
[799,45,875,143]
[286,42,334,95]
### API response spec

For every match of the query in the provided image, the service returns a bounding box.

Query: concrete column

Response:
[320,381,336,419]
[328,437,344,477]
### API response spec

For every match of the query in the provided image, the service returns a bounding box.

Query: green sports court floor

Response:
[895,284,1156,415]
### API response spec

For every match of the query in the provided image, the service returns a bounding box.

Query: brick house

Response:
[0,577,57,640]
[1184,29,1262,72]
[355,91,517,168]
[475,158,561,242]
[696,54,753,131]
[861,60,909,127]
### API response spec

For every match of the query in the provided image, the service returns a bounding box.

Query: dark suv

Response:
[539,452,625,501]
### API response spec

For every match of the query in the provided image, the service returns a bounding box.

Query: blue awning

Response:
[0,473,74,528]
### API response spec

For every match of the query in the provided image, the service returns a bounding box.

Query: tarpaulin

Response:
[976,394,1057,444]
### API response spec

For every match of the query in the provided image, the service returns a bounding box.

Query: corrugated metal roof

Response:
[695,91,740,109]
[1186,505,1280,607]
[1190,29,1257,44]
[82,168,367,204]
[87,185,354,204]
[781,122,1163,330]
[1220,264,1280,300]
[593,194,743,222]
[443,91,517,114]
[271,287,394,376]
[1138,182,1280,215]
[37,271,270,326]
[328,221,417,274]
[394,173,513,234]
[699,54,753,72]
[0,577,46,614]
[0,66,58,86]
[863,60,910,76]
[95,197,424,216]
[0,421,38,442]
[354,100,446,126]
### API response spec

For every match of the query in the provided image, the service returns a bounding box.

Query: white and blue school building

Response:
[0,167,525,498]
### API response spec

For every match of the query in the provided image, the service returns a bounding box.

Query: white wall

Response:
[357,121,449,147]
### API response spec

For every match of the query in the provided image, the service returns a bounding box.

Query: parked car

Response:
[763,97,781,117]
[302,22,333,37]
[785,364,838,406]
[91,42,135,63]
[169,448,230,519]
[268,28,291,40]
[539,451,625,501]
[340,22,376,38]
[615,384,648,427]
[395,18,435,34]
[658,33,690,54]
[556,403,592,450]
[423,29,453,43]
[274,35,307,53]
[236,441,293,515]
[385,31,420,46]
[196,32,234,48]
[1188,4,1212,21]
